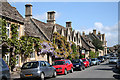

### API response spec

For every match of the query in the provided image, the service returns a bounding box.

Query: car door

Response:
[40,61,49,77]
[44,61,53,77]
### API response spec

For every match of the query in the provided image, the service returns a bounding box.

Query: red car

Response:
[81,58,90,68]
[52,59,73,75]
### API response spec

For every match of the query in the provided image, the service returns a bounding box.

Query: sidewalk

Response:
[10,71,20,79]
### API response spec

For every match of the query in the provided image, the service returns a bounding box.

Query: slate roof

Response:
[0,2,24,24]
[81,35,95,50]
[25,17,66,41]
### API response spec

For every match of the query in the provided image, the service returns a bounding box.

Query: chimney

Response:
[82,31,85,36]
[25,4,32,20]
[47,11,55,24]
[98,31,101,35]
[93,29,96,34]
[66,21,72,27]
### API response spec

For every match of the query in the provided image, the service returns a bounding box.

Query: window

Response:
[22,62,38,69]
[16,55,19,65]
[6,22,10,38]
[45,62,50,67]
[40,61,46,67]
[30,49,35,59]
[17,25,20,39]
[5,53,9,65]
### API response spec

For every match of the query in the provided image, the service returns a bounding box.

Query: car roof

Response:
[54,59,70,61]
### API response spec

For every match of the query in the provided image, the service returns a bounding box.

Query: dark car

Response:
[71,59,85,71]
[116,59,120,71]
[88,59,93,66]
[97,56,105,63]
[20,61,56,80]
[0,58,11,80]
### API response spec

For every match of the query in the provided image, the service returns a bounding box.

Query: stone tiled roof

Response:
[0,2,24,23]
[81,36,90,51]
[81,36,95,49]
[25,18,66,41]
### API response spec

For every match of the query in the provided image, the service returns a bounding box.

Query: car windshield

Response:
[110,57,117,59]
[72,60,80,63]
[53,61,65,65]
[82,59,86,62]
[22,62,38,69]
[91,59,95,61]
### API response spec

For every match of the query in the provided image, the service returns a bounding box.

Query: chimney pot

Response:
[93,29,96,34]
[47,11,56,24]
[25,4,32,19]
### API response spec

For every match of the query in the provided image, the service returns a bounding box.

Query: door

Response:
[45,61,53,77]
[40,61,49,77]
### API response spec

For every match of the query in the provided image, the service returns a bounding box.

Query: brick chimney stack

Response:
[93,29,96,35]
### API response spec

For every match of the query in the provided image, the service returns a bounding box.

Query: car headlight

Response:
[84,63,86,64]
[58,67,62,69]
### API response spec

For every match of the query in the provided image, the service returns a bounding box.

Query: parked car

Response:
[104,54,110,59]
[91,58,100,65]
[109,57,118,64]
[81,58,89,68]
[88,59,93,66]
[97,56,105,63]
[0,58,11,80]
[52,59,73,75]
[20,61,56,80]
[116,59,120,71]
[71,59,85,71]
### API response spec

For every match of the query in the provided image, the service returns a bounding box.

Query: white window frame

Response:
[16,55,19,66]
[17,25,20,39]
[30,49,35,60]
[5,53,10,65]
[6,22,10,38]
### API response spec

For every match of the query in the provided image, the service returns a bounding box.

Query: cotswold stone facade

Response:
[0,2,24,68]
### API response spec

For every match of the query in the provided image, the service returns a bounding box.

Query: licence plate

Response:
[25,74,32,77]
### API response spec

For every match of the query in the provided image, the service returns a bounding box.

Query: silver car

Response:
[20,61,56,80]
[109,57,118,64]
[91,58,100,65]
[0,58,11,80]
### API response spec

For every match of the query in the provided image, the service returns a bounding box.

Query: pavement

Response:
[11,60,120,80]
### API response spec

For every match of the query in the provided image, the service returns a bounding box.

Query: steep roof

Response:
[25,17,66,41]
[0,2,24,24]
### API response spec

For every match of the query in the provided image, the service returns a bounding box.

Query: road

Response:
[12,60,120,80]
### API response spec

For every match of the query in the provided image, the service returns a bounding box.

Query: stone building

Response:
[0,2,24,67]
[24,4,82,65]
[81,31,95,58]
[87,30,107,56]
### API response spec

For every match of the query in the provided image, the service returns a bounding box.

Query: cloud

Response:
[33,11,61,21]
[77,22,118,47]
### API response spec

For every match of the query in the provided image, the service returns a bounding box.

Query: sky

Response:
[9,2,118,47]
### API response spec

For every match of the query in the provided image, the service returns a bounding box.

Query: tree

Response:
[92,38,104,51]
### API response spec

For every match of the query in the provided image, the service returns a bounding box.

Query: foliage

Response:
[92,38,104,51]
[89,51,96,58]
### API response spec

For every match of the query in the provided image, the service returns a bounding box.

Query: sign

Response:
[81,50,85,55]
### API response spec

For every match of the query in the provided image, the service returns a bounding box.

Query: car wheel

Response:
[64,69,67,75]
[80,66,82,71]
[53,71,57,77]
[70,68,73,73]
[83,66,85,70]
[40,73,45,80]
